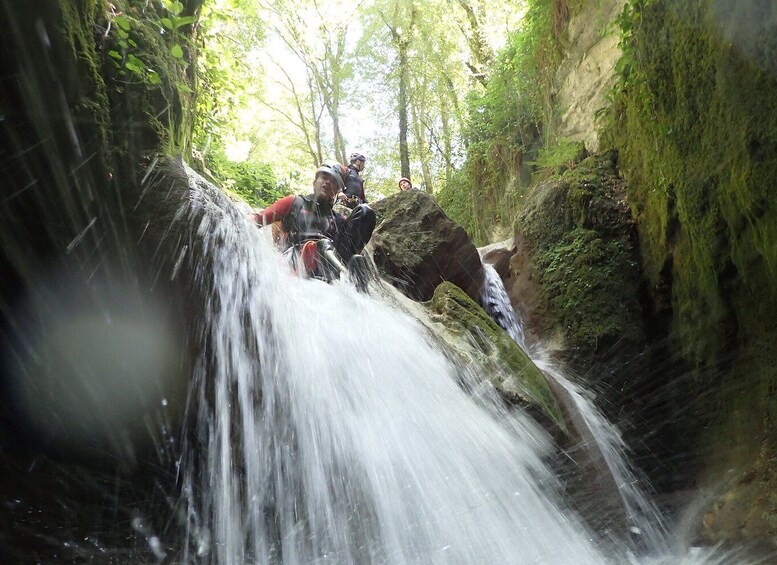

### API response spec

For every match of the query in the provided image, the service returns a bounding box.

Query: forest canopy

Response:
[192,0,531,209]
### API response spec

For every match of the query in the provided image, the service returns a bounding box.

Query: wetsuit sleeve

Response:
[249,195,296,226]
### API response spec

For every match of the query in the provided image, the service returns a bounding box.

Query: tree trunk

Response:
[398,38,411,179]
[306,74,324,166]
[441,105,453,184]
[410,91,433,192]
[456,0,493,84]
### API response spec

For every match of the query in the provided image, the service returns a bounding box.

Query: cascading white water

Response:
[534,358,669,548]
[178,184,728,564]
[477,264,739,564]
[479,263,668,546]
[480,264,527,350]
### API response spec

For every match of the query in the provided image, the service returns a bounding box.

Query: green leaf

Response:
[170,44,184,59]
[125,61,143,74]
[164,1,184,15]
[161,18,174,30]
[177,82,194,94]
[174,16,197,29]
[118,29,129,40]
[128,39,138,48]
[108,50,122,60]
[148,72,162,85]
[115,16,131,31]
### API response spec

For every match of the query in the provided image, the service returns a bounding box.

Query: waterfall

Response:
[479,263,527,350]
[478,263,737,563]
[479,262,668,545]
[174,179,727,564]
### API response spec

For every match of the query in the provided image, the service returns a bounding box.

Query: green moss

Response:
[58,0,113,170]
[429,282,566,430]
[516,152,646,372]
[603,0,777,497]
[56,0,199,161]
[540,228,641,346]
[605,0,777,365]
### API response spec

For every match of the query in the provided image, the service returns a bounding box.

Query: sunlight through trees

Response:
[194,0,526,201]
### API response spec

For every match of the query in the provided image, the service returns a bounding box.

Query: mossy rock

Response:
[602,0,777,515]
[515,151,647,381]
[428,282,566,432]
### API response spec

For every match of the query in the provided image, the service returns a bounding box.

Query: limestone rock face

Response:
[553,0,626,152]
[370,190,484,302]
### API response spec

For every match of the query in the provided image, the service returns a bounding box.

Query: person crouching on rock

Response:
[338,152,368,209]
[249,161,376,283]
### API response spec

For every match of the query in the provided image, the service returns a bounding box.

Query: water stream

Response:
[175,181,729,564]
[480,263,671,549]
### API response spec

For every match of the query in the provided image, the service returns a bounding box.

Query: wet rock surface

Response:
[370,190,484,303]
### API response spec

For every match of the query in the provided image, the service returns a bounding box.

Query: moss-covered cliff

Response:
[602,0,777,543]
[0,2,201,559]
[453,0,777,545]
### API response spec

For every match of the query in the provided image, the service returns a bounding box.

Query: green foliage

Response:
[204,149,286,209]
[435,169,476,235]
[191,0,289,197]
[529,139,587,178]
[103,0,199,154]
[439,0,566,244]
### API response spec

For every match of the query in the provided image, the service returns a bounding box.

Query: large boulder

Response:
[369,190,484,302]
[502,152,694,495]
[511,151,646,381]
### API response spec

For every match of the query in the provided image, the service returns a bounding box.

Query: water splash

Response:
[175,175,730,564]
[478,260,737,564]
[179,181,608,564]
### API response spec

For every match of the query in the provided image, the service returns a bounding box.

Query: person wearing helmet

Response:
[339,152,367,208]
[398,177,413,191]
[249,161,376,283]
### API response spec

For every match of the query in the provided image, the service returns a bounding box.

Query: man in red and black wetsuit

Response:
[249,161,376,279]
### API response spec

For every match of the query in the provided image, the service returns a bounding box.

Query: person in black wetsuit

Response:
[249,161,376,281]
[338,152,367,209]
